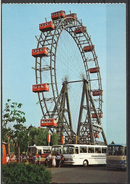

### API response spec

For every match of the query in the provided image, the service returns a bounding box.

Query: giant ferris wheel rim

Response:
[35,14,103,120]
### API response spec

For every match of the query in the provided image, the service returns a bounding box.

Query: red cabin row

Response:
[89,67,100,73]
[92,90,103,96]
[32,47,48,57]
[92,113,103,118]
[65,13,77,20]
[51,10,65,20]
[74,26,86,34]
[83,45,94,52]
[40,118,57,127]
[32,83,49,93]
[39,21,55,32]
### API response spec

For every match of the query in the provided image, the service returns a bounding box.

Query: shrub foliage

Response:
[2,162,52,183]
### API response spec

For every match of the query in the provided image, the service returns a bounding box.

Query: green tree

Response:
[28,125,48,146]
[35,128,48,146]
[51,133,60,145]
[2,99,26,162]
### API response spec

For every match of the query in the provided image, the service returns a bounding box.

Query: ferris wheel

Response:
[32,10,107,145]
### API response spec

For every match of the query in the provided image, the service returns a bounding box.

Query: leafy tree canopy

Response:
[51,133,60,146]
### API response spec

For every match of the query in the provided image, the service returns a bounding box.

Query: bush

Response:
[2,162,52,183]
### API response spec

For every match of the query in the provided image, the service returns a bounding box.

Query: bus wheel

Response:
[83,160,88,167]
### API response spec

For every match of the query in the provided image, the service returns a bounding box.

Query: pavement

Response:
[46,165,127,183]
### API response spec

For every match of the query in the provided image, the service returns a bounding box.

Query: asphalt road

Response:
[47,165,127,183]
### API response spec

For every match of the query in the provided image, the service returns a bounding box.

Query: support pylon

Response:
[77,79,107,145]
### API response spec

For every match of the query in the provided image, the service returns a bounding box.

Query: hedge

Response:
[2,162,52,183]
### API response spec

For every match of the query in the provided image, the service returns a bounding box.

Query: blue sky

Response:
[2,4,126,144]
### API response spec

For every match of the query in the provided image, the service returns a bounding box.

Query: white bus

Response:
[106,144,127,169]
[28,145,51,164]
[63,144,107,166]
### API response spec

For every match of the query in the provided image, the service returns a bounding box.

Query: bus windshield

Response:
[107,145,125,156]
[63,146,75,154]
[28,147,37,156]
[52,146,62,154]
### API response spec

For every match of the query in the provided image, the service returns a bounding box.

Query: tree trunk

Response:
[17,140,20,163]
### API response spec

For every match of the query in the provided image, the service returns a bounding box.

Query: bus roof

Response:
[63,144,107,147]
[28,146,51,148]
[108,144,126,147]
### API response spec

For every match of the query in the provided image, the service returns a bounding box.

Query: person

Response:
[20,154,23,163]
[47,154,52,167]
[13,154,17,162]
[58,155,64,168]
[38,155,41,166]
[52,154,56,167]
[6,154,10,164]
[10,154,15,163]
[25,155,29,165]
[33,155,37,164]
[56,154,61,167]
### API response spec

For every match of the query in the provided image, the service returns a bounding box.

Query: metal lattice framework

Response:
[33,14,107,145]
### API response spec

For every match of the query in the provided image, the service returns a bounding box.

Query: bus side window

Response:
[80,147,83,153]
[88,147,94,153]
[102,148,107,153]
[95,147,101,153]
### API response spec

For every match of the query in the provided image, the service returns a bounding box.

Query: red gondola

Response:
[39,21,55,32]
[51,10,65,20]
[89,67,100,73]
[32,47,48,57]
[83,45,94,52]
[92,113,103,118]
[94,133,99,138]
[32,83,49,93]
[65,13,77,20]
[74,26,86,34]
[92,90,103,96]
[40,118,57,127]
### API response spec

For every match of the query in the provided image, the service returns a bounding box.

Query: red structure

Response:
[51,10,65,20]
[32,47,48,57]
[39,21,55,32]
[74,26,86,34]
[40,118,57,127]
[2,144,7,165]
[83,45,94,52]
[65,13,77,20]
[89,67,100,73]
[92,113,103,118]
[47,134,51,143]
[92,90,103,96]
[32,83,49,93]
